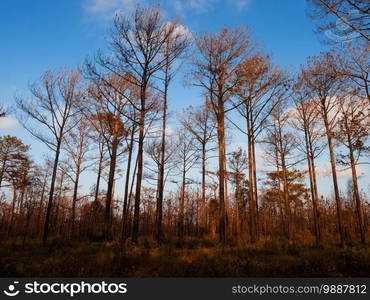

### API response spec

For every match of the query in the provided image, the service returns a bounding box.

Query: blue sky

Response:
[0,0,368,199]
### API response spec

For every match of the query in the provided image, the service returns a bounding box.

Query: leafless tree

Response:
[16,69,83,243]
[334,91,369,243]
[154,23,189,242]
[290,87,326,246]
[262,101,300,240]
[87,7,189,243]
[191,27,251,244]
[62,117,93,237]
[308,0,370,42]
[180,101,217,234]
[173,127,199,241]
[298,53,346,246]
[234,53,289,241]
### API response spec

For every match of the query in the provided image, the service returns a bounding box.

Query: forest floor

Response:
[1,237,369,277]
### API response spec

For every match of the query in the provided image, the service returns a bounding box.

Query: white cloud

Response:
[83,0,251,19]
[83,0,140,19]
[0,116,17,129]
[171,0,250,14]
[229,0,250,10]
[315,162,366,178]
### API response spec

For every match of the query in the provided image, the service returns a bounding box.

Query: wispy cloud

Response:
[228,0,250,10]
[0,116,17,130]
[82,0,251,19]
[82,0,141,19]
[315,162,366,178]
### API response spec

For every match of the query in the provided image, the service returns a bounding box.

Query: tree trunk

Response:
[304,126,321,246]
[122,126,135,241]
[0,160,6,190]
[280,151,292,241]
[344,116,366,244]
[247,134,256,242]
[132,103,146,244]
[71,165,80,238]
[251,126,259,240]
[323,113,345,247]
[7,186,17,236]
[179,162,186,242]
[104,137,118,240]
[42,139,62,244]
[94,143,104,203]
[217,105,227,245]
[156,73,169,243]
[201,142,206,234]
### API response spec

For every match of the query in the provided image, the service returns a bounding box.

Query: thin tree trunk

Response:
[132,101,146,244]
[0,160,6,190]
[7,186,17,236]
[156,71,169,243]
[71,165,80,238]
[94,143,104,203]
[217,105,227,244]
[201,142,206,234]
[179,162,186,241]
[42,139,62,244]
[251,127,259,240]
[122,126,135,241]
[104,137,118,241]
[304,126,321,246]
[323,114,345,247]
[344,116,366,244]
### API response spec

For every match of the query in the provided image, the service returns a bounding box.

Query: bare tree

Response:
[262,101,299,240]
[155,23,189,243]
[298,53,345,246]
[290,87,325,246]
[335,91,369,243]
[62,117,93,237]
[173,127,199,242]
[308,0,370,42]
[87,74,130,240]
[228,148,248,239]
[87,7,189,243]
[191,27,250,244]
[16,69,83,243]
[180,101,217,234]
[331,43,370,103]
[234,53,289,241]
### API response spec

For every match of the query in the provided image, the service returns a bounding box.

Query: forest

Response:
[0,0,369,277]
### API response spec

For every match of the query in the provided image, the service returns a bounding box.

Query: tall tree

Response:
[298,53,345,246]
[235,53,289,241]
[174,128,199,242]
[335,91,369,244]
[62,118,93,237]
[155,23,189,243]
[16,69,83,244]
[88,7,189,243]
[290,88,325,246]
[228,148,248,239]
[87,74,130,240]
[180,101,217,235]
[263,101,299,240]
[191,27,250,244]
